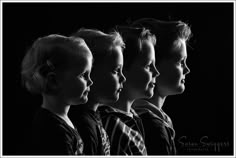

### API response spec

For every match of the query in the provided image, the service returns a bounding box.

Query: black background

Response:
[2,2,234,155]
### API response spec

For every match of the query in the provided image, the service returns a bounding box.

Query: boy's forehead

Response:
[169,49,187,62]
[108,46,123,59]
[68,50,92,65]
[95,47,123,68]
[73,44,92,58]
[138,42,155,61]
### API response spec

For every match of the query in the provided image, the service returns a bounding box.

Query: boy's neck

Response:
[42,94,75,129]
[42,94,70,118]
[148,94,166,109]
[113,92,134,114]
[83,98,100,112]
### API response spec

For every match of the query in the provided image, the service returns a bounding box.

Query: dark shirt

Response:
[31,107,84,155]
[133,100,176,155]
[98,105,147,155]
[69,105,110,155]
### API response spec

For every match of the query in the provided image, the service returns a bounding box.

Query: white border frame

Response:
[0,1,235,158]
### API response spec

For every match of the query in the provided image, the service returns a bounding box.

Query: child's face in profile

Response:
[124,40,159,99]
[89,46,126,104]
[57,47,93,105]
[155,39,190,97]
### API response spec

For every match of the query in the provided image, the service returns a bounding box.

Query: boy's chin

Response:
[71,96,88,105]
[111,93,120,102]
[176,85,185,93]
[80,96,88,104]
[143,89,154,99]
[100,94,119,104]
[170,86,185,96]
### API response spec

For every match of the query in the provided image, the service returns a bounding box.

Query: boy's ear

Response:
[45,72,59,94]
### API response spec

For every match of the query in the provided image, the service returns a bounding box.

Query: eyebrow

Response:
[110,64,122,69]
[115,64,122,68]
[172,54,186,61]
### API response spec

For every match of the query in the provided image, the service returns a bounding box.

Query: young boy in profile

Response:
[69,28,126,155]
[98,26,159,155]
[21,34,93,155]
[132,18,192,155]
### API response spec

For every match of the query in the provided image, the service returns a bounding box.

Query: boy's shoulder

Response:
[98,105,117,117]
[133,100,175,137]
[98,105,143,131]
[133,100,166,121]
[70,106,98,124]
[69,108,102,137]
[32,108,80,142]
[33,107,62,127]
[98,105,132,121]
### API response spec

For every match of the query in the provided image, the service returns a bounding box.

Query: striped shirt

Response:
[98,105,147,155]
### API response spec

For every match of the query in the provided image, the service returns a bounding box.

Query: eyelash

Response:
[113,68,120,74]
[145,63,152,69]
[178,61,184,67]
[79,72,88,79]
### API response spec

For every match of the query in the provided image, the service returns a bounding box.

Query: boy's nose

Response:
[152,65,160,78]
[88,77,93,86]
[184,64,190,75]
[120,72,126,83]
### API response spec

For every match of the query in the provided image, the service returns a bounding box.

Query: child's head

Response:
[72,28,126,104]
[116,26,159,99]
[132,18,192,97]
[21,34,93,105]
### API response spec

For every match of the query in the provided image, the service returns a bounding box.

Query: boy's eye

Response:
[145,64,151,69]
[78,72,86,78]
[113,67,120,74]
[177,60,184,67]
[78,74,84,78]
[113,69,118,74]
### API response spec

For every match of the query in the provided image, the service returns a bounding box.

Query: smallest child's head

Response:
[21,34,93,105]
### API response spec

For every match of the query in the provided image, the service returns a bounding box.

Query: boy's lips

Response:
[84,88,90,95]
[149,81,156,88]
[117,88,122,93]
[117,86,123,93]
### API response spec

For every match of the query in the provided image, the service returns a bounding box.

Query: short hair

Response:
[116,26,156,71]
[132,18,192,64]
[21,34,88,94]
[71,28,125,66]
